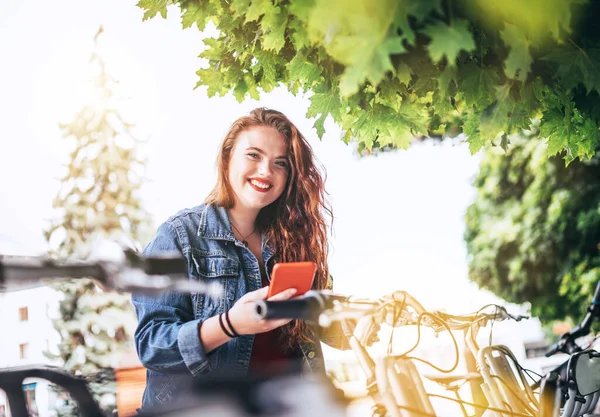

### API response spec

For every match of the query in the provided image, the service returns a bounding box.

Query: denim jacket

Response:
[132,203,344,409]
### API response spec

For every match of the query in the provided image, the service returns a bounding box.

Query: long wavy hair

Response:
[205,107,333,346]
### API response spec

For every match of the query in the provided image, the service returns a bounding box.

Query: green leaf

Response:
[392,0,442,46]
[463,111,485,153]
[337,34,406,96]
[461,64,500,109]
[308,0,405,96]
[540,93,600,163]
[137,0,171,20]
[181,0,212,31]
[479,84,515,142]
[261,5,287,52]
[423,19,476,67]
[245,0,272,23]
[396,62,412,85]
[307,83,343,138]
[230,0,250,18]
[286,53,322,86]
[233,78,249,102]
[542,45,600,96]
[288,18,311,50]
[500,24,533,81]
[437,66,457,102]
[288,0,315,22]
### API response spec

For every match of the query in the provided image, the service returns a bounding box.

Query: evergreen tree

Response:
[44,26,151,416]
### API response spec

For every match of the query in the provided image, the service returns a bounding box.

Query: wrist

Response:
[219,310,242,338]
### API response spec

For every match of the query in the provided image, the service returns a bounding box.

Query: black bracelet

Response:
[225,309,242,338]
[218,313,236,338]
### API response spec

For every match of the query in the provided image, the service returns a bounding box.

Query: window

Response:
[19,343,28,359]
[19,307,28,322]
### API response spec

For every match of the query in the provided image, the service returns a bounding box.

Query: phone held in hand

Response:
[267,261,317,298]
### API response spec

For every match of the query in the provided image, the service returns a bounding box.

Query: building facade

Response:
[0,287,61,417]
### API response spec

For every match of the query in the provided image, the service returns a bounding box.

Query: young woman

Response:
[132,108,345,409]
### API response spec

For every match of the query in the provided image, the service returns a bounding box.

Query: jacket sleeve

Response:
[131,221,212,376]
[316,273,351,351]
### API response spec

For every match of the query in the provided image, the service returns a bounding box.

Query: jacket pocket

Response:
[193,256,239,278]
[190,249,240,316]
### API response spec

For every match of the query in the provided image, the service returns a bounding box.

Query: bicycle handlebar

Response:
[0,248,223,297]
[254,291,346,321]
[545,281,600,357]
[434,306,529,330]
[253,290,431,329]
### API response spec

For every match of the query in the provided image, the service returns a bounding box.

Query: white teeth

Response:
[250,179,271,189]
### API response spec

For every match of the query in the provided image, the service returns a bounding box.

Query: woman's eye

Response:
[247,153,259,159]
[275,161,288,167]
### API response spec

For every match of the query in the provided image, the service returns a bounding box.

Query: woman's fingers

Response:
[267,288,297,301]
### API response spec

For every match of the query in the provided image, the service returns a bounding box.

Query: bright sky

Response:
[0,0,527,318]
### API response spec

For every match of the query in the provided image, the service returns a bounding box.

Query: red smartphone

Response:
[267,261,317,298]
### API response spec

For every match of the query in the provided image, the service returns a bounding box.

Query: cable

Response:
[387,293,405,356]
[490,374,538,415]
[583,334,600,350]
[488,306,496,346]
[427,394,533,417]
[400,312,461,374]
[493,345,540,406]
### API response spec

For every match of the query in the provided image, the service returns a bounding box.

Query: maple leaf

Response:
[229,0,250,18]
[181,0,215,31]
[396,63,412,85]
[137,0,172,20]
[261,5,287,52]
[286,53,322,87]
[245,0,271,22]
[307,83,343,138]
[308,0,406,96]
[423,19,476,67]
[463,111,485,154]
[542,44,600,96]
[460,64,500,109]
[501,24,533,81]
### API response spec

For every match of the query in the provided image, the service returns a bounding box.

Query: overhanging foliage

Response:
[138,0,600,162]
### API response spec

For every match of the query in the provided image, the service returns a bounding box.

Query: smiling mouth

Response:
[248,179,273,192]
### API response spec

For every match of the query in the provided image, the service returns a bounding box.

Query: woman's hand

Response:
[227,286,297,335]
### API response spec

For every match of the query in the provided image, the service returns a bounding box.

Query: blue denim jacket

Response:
[132,203,343,409]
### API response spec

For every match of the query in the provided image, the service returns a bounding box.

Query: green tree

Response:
[44,27,151,415]
[464,128,600,322]
[138,0,600,162]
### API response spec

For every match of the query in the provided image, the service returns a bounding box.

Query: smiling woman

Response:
[131,107,348,410]
[226,126,289,212]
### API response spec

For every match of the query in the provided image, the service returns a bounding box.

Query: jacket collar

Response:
[197,204,275,260]
[197,204,235,241]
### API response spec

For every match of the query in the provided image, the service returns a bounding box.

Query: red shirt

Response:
[249,275,297,376]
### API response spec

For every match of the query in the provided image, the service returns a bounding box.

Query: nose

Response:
[258,160,272,177]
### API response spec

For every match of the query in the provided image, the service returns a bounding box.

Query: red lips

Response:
[248,178,273,193]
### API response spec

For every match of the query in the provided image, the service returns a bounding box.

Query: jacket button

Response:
[307,351,315,359]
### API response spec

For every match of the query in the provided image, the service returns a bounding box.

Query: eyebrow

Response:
[246,146,287,159]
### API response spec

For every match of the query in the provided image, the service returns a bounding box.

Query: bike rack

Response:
[0,365,104,417]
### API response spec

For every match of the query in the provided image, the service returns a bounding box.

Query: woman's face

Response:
[227,125,289,212]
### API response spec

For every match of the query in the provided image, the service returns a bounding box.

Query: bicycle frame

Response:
[337,293,440,417]
[465,321,538,417]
